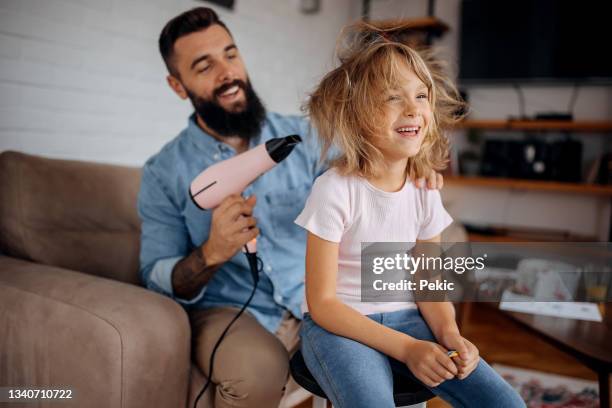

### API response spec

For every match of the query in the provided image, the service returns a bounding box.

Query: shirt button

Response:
[274,294,282,302]
[266,266,272,272]
[213,153,220,160]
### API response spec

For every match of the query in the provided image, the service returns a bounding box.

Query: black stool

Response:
[290,349,434,408]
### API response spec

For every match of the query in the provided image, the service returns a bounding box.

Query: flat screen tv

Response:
[459,0,612,85]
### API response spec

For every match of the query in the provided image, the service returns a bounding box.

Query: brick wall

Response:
[0,0,358,165]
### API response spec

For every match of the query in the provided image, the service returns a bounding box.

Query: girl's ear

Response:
[167,75,189,100]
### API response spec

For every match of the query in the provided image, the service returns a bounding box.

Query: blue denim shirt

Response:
[137,113,322,333]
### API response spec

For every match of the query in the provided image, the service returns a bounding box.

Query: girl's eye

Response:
[387,95,401,102]
[417,93,428,99]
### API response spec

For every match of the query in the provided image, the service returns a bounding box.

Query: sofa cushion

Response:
[0,151,141,284]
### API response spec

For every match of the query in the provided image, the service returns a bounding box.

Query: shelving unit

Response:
[445,176,612,196]
[449,119,612,194]
[455,120,612,133]
[449,119,612,241]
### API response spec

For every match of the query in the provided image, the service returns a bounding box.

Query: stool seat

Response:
[290,349,435,406]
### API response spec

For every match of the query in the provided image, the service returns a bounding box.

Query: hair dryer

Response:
[189,134,302,210]
[189,134,302,266]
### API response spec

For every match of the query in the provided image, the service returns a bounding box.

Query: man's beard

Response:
[186,79,266,141]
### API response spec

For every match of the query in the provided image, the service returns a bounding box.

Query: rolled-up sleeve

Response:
[137,164,206,305]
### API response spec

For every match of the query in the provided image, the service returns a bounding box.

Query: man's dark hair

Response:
[159,7,231,77]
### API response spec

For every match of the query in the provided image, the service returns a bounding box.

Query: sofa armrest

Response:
[0,256,191,408]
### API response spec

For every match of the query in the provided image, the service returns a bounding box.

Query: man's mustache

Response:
[214,80,247,99]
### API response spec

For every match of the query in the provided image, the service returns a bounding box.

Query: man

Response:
[138,7,443,408]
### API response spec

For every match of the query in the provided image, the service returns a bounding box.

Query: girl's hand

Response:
[402,338,458,388]
[439,332,480,380]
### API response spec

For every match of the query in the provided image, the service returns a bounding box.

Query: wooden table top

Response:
[503,303,612,371]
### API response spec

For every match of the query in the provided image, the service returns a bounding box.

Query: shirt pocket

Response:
[264,184,308,239]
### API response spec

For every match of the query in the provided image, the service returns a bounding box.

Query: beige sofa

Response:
[0,150,468,408]
[0,151,212,408]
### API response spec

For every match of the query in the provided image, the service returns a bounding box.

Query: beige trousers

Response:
[188,307,304,408]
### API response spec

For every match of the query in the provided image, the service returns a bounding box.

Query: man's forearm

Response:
[171,244,221,300]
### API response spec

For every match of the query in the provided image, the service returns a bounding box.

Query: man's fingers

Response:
[436,173,444,189]
[231,216,257,233]
[222,200,255,222]
[427,171,437,189]
[216,194,244,212]
[245,194,257,206]
[237,226,260,243]
[218,195,257,218]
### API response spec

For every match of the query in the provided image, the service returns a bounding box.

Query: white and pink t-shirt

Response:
[294,167,453,315]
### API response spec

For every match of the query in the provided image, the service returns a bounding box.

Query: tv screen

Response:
[459,0,612,85]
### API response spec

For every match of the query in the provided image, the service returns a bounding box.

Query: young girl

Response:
[294,22,525,408]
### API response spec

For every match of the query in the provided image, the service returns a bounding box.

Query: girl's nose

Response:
[403,101,418,117]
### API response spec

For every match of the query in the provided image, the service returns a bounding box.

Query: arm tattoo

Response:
[171,247,220,300]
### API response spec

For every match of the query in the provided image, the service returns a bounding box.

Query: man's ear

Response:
[167,74,188,100]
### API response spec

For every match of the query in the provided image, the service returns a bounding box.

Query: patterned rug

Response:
[493,364,599,408]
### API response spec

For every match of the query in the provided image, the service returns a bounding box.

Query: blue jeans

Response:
[300,309,525,408]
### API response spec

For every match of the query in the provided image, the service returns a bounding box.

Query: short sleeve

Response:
[294,170,350,243]
[417,190,453,240]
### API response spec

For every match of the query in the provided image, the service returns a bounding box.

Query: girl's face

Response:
[375,63,432,162]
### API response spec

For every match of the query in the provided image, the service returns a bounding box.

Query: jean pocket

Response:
[265,184,308,238]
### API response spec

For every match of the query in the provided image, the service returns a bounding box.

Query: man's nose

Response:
[216,59,235,84]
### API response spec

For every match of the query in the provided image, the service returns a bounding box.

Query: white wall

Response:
[0,0,358,166]
[370,0,612,240]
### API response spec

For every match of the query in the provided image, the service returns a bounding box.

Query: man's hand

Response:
[203,194,259,265]
[439,331,480,380]
[402,337,458,388]
[171,194,259,300]
[413,170,444,190]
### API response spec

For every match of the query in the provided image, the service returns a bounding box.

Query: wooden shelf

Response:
[445,175,612,196]
[467,232,533,242]
[455,120,612,132]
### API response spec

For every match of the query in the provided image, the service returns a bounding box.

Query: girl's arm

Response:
[414,234,461,341]
[306,232,410,361]
[306,232,457,387]
[415,234,480,379]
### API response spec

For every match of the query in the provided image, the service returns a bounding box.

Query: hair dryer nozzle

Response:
[265,135,302,163]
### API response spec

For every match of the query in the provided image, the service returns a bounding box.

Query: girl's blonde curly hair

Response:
[305,21,467,179]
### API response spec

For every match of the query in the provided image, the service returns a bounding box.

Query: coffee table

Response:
[502,303,612,408]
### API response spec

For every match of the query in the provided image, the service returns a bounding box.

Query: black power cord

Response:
[192,249,262,408]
